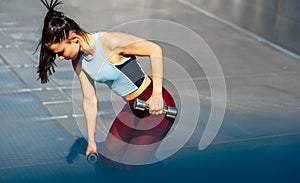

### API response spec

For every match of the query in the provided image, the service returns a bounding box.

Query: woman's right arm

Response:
[72,59,98,155]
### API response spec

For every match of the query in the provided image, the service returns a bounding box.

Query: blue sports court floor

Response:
[0,0,299,182]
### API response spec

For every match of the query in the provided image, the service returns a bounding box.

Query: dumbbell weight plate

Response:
[165,106,178,119]
[87,153,98,163]
[133,99,148,111]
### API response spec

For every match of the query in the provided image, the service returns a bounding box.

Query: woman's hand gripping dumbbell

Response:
[133,99,178,119]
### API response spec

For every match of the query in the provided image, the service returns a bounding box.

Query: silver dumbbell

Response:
[133,99,178,119]
[87,153,98,164]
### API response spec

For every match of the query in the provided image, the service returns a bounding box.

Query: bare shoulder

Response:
[99,31,144,50]
[100,31,139,39]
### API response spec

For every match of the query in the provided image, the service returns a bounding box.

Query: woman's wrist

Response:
[88,138,96,144]
[152,89,162,96]
[152,80,163,96]
[152,93,162,98]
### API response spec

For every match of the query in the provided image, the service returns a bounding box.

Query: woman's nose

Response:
[58,56,65,60]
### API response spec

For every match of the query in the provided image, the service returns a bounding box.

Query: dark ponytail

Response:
[36,0,88,83]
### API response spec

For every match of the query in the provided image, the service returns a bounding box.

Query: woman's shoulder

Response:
[99,31,136,38]
[98,31,129,51]
[97,31,119,43]
[97,31,143,52]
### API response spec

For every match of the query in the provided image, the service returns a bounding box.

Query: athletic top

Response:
[81,33,145,96]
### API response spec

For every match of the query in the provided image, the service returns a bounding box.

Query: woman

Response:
[37,0,176,164]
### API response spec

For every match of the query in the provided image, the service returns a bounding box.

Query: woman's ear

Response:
[68,32,79,43]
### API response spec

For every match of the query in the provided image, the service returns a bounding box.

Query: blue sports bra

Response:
[81,33,145,96]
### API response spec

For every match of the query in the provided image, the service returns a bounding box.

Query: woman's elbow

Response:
[151,43,163,56]
[83,95,98,107]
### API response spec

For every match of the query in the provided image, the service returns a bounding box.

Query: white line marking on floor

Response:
[72,114,84,118]
[46,86,74,91]
[0,88,43,94]
[42,100,71,105]
[32,115,69,121]
[16,88,43,92]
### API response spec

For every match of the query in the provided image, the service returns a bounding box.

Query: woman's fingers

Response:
[147,96,163,115]
[86,141,97,156]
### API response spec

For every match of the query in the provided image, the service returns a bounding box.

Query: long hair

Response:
[36,0,88,83]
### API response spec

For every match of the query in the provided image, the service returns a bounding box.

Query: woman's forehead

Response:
[45,42,63,52]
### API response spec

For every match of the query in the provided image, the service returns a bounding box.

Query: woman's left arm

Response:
[107,32,164,115]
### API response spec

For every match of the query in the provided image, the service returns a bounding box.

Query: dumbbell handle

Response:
[133,99,177,119]
[139,105,168,113]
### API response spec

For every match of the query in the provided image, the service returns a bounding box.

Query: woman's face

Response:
[46,38,80,61]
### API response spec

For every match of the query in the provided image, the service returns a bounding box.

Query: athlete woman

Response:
[37,0,176,164]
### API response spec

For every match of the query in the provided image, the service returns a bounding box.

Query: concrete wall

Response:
[184,0,300,56]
